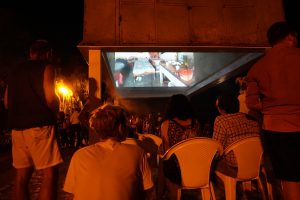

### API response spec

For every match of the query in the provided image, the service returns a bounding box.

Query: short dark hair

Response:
[267,21,298,46]
[30,40,52,56]
[217,92,239,114]
[89,105,128,141]
[166,94,194,120]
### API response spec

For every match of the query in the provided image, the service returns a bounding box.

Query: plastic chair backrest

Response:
[163,137,223,188]
[225,136,263,180]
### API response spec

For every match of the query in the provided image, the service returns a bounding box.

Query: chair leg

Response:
[177,188,181,200]
[242,181,252,191]
[266,181,274,200]
[261,166,274,200]
[257,178,268,200]
[201,188,212,200]
[223,177,237,200]
[210,182,217,200]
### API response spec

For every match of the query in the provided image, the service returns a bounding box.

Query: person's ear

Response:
[118,124,127,141]
[286,33,298,46]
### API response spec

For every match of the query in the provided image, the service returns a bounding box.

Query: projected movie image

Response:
[110,52,195,88]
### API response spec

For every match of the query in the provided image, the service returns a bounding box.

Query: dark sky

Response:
[0,1,85,78]
[284,1,300,26]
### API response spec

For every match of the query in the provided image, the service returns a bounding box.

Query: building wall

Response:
[82,0,284,46]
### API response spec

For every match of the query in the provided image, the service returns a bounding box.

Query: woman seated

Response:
[158,94,202,200]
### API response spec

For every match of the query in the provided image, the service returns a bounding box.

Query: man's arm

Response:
[43,64,59,113]
[246,76,262,111]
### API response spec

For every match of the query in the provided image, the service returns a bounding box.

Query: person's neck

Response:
[101,137,121,143]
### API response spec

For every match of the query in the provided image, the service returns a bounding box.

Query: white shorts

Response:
[12,125,63,170]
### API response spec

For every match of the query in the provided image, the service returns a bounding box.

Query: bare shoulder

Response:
[161,120,169,128]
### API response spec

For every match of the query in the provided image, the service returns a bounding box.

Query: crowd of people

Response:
[2,21,300,200]
[56,108,86,149]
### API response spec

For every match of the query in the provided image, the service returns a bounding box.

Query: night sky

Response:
[0,1,85,79]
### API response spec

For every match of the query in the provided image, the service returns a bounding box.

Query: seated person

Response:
[158,94,202,200]
[213,92,260,176]
[64,105,153,200]
[161,94,202,151]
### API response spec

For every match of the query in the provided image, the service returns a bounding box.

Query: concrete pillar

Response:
[88,49,101,99]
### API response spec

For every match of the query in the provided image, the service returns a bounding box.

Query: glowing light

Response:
[58,86,73,97]
[55,80,73,112]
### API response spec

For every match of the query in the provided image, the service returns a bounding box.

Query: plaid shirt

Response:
[213,112,260,167]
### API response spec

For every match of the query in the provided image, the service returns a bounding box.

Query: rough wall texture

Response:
[82,0,284,46]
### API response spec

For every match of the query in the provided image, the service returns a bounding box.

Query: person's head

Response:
[235,76,247,91]
[216,92,239,115]
[89,105,128,142]
[267,21,298,47]
[29,40,52,61]
[166,94,194,120]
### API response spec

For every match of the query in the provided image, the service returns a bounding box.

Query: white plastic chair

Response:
[162,137,223,200]
[215,136,267,200]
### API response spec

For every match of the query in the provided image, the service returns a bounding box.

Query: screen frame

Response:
[100,46,266,98]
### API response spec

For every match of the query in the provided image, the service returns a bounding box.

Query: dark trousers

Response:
[71,124,81,148]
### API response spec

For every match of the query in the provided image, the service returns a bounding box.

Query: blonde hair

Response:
[89,105,128,141]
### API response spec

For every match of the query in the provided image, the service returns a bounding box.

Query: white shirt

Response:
[64,139,153,200]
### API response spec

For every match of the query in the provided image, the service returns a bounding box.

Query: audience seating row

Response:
[124,134,272,200]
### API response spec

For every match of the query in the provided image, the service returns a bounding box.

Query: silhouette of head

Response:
[166,94,194,120]
[216,92,239,114]
[267,21,298,46]
[29,40,52,60]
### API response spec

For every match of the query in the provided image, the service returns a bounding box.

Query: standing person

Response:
[78,78,102,145]
[246,21,300,200]
[64,105,153,200]
[57,111,68,149]
[4,40,63,200]
[70,108,82,149]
